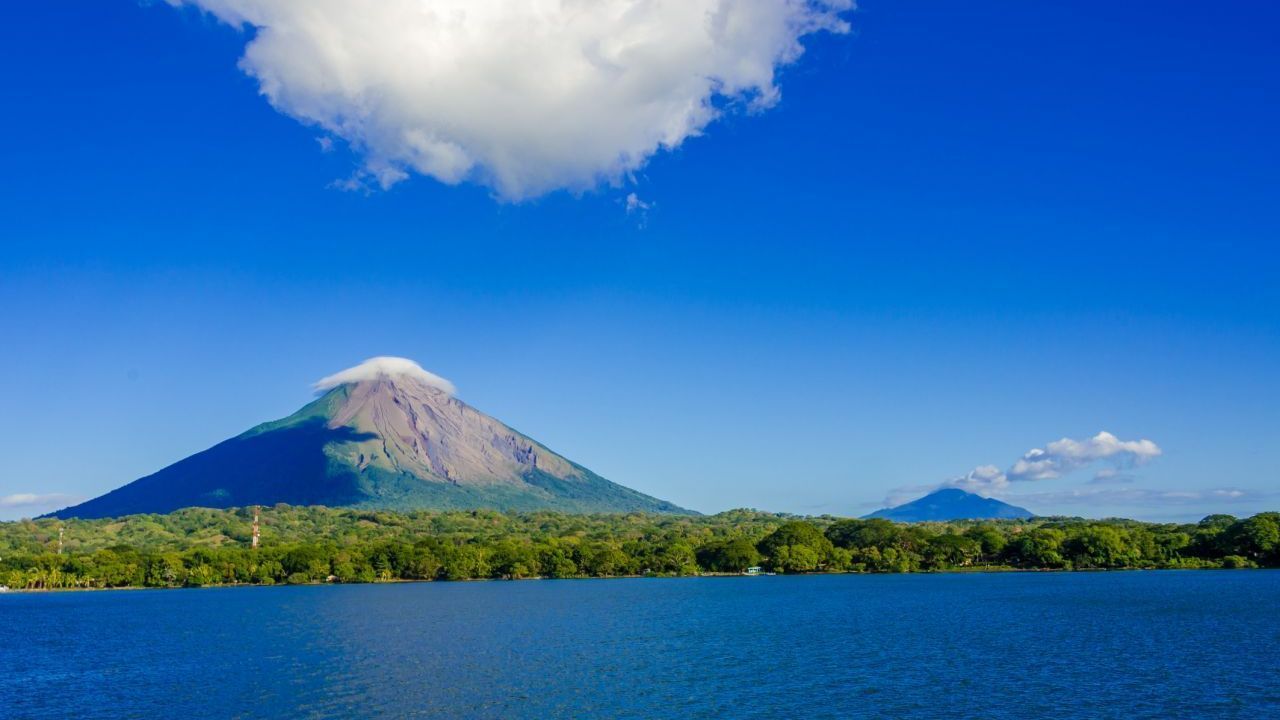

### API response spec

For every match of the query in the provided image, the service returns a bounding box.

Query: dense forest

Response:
[1,506,1277,590]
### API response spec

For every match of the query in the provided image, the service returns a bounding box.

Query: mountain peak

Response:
[48,360,688,519]
[314,356,456,395]
[865,488,1034,522]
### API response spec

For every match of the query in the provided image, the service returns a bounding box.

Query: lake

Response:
[3,571,1278,718]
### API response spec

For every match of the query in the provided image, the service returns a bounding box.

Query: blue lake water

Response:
[3,571,1279,718]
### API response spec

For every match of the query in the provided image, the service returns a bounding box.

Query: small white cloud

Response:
[624,192,654,226]
[163,0,852,201]
[946,464,1009,495]
[316,136,334,153]
[315,356,455,394]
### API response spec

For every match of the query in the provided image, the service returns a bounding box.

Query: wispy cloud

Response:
[0,493,81,511]
[1088,468,1136,485]
[165,0,852,201]
[625,193,652,215]
[624,192,654,226]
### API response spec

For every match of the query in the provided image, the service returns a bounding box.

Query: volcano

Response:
[49,358,688,519]
[864,488,1033,522]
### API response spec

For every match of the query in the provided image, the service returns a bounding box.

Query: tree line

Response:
[1,506,1276,590]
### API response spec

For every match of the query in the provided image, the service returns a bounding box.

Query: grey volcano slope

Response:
[865,488,1033,522]
[50,360,689,519]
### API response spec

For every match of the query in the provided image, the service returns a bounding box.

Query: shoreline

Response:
[4,565,1269,595]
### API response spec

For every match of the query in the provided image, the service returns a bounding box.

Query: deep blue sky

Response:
[2,0,1277,520]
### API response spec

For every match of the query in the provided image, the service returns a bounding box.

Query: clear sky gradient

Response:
[1,0,1277,521]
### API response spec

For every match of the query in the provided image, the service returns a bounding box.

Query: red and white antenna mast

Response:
[251,506,261,549]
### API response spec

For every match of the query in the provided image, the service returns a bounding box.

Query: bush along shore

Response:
[1,506,1276,590]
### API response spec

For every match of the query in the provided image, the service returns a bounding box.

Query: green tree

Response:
[490,541,538,579]
[441,544,489,580]
[826,518,901,550]
[759,521,833,573]
[1005,528,1066,569]
[1064,526,1137,568]
[696,538,761,572]
[538,546,579,578]
[579,543,632,577]
[1222,513,1280,562]
[654,541,698,575]
[964,525,1007,562]
[925,534,981,569]
[772,544,821,573]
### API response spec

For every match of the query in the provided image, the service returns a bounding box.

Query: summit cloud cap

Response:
[314,356,455,394]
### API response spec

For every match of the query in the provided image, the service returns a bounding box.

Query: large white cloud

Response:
[943,431,1162,495]
[166,0,852,200]
[1006,431,1162,482]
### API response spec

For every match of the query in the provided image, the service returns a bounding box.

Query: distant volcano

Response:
[865,488,1033,522]
[50,357,688,519]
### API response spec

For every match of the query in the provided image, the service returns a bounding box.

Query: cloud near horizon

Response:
[165,0,852,201]
[0,493,82,512]
[882,432,1266,516]
[1002,486,1271,513]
